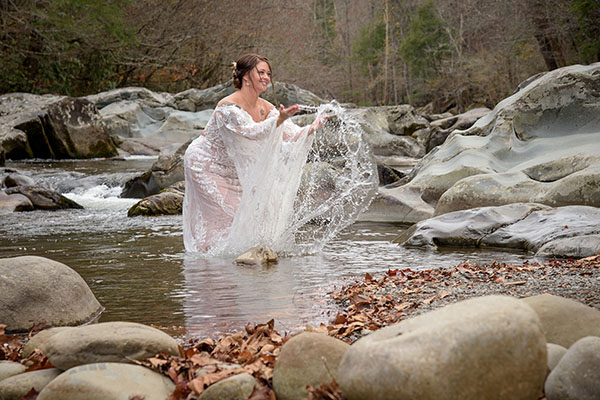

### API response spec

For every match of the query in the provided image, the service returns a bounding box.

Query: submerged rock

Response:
[235,246,278,265]
[4,185,82,210]
[0,256,103,333]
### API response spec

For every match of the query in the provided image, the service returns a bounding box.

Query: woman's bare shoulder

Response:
[217,94,240,108]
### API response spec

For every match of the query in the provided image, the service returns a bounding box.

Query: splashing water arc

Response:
[223,100,378,256]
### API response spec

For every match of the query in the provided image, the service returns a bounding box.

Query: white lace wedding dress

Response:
[183,104,313,255]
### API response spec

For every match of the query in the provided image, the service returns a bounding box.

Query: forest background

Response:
[1,0,599,114]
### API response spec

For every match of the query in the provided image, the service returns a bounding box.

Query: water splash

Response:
[286,101,378,254]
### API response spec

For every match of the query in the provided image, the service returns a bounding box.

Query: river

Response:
[1,157,531,341]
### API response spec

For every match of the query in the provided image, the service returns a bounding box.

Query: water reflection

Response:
[1,159,535,341]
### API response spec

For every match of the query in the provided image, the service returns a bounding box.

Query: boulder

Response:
[37,362,175,400]
[198,373,258,400]
[0,361,26,383]
[127,188,184,217]
[4,185,82,210]
[0,368,61,400]
[0,256,103,333]
[546,343,567,372]
[521,294,600,348]
[0,192,34,212]
[121,140,189,198]
[0,94,118,160]
[394,203,600,257]
[273,332,350,400]
[337,295,547,400]
[3,173,35,188]
[369,63,600,223]
[22,327,73,358]
[40,322,180,370]
[235,246,278,265]
[544,336,600,400]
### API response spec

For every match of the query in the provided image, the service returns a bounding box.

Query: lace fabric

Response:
[183,104,312,255]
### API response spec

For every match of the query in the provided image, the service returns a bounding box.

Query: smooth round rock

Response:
[545,336,600,400]
[235,246,278,265]
[37,363,174,400]
[521,294,600,348]
[0,368,61,400]
[546,343,567,372]
[273,332,350,400]
[0,361,26,383]
[41,321,180,370]
[22,327,73,358]
[0,256,103,333]
[338,295,547,400]
[198,373,258,400]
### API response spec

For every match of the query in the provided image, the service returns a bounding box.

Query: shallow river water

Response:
[1,158,532,340]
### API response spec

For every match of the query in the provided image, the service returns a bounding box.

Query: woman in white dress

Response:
[183,54,322,254]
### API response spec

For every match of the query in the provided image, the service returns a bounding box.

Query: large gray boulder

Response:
[273,332,350,400]
[0,361,26,383]
[198,373,258,400]
[4,185,82,211]
[0,94,118,160]
[521,294,600,348]
[394,203,600,257]
[544,336,600,400]
[40,322,180,370]
[0,368,61,400]
[337,295,547,400]
[37,362,175,400]
[365,63,600,223]
[0,256,103,333]
[0,191,34,212]
[127,183,184,216]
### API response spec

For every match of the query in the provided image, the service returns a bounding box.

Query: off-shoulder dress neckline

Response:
[217,102,277,123]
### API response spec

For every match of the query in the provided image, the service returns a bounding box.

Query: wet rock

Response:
[337,295,547,400]
[0,148,4,167]
[0,361,26,382]
[0,256,103,334]
[37,362,174,400]
[521,294,600,348]
[427,107,490,152]
[112,136,162,156]
[198,373,258,400]
[372,63,600,223]
[0,191,34,212]
[121,140,189,198]
[235,246,278,265]
[4,185,82,210]
[273,332,350,400]
[0,368,61,400]
[40,322,180,370]
[3,173,34,188]
[127,187,184,217]
[546,343,567,372]
[545,336,600,400]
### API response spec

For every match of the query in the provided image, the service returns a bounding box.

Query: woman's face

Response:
[246,61,271,93]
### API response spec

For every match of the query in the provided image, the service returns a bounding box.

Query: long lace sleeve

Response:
[213,105,277,140]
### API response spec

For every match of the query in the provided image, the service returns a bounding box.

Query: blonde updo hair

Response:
[232,53,272,89]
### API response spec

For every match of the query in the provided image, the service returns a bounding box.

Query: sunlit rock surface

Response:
[364,63,600,223]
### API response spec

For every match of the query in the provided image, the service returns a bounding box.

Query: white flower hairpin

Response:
[231,62,237,69]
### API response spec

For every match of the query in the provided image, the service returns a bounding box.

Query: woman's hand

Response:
[277,104,300,126]
[308,115,328,135]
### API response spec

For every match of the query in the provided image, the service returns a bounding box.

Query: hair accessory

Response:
[231,62,237,70]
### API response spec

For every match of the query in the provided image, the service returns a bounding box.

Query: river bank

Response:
[2,254,599,399]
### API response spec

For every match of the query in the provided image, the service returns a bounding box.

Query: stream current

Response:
[1,157,531,340]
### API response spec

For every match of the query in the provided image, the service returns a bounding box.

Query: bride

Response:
[183,54,323,254]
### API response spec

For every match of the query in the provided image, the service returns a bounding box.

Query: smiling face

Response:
[245,61,271,94]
